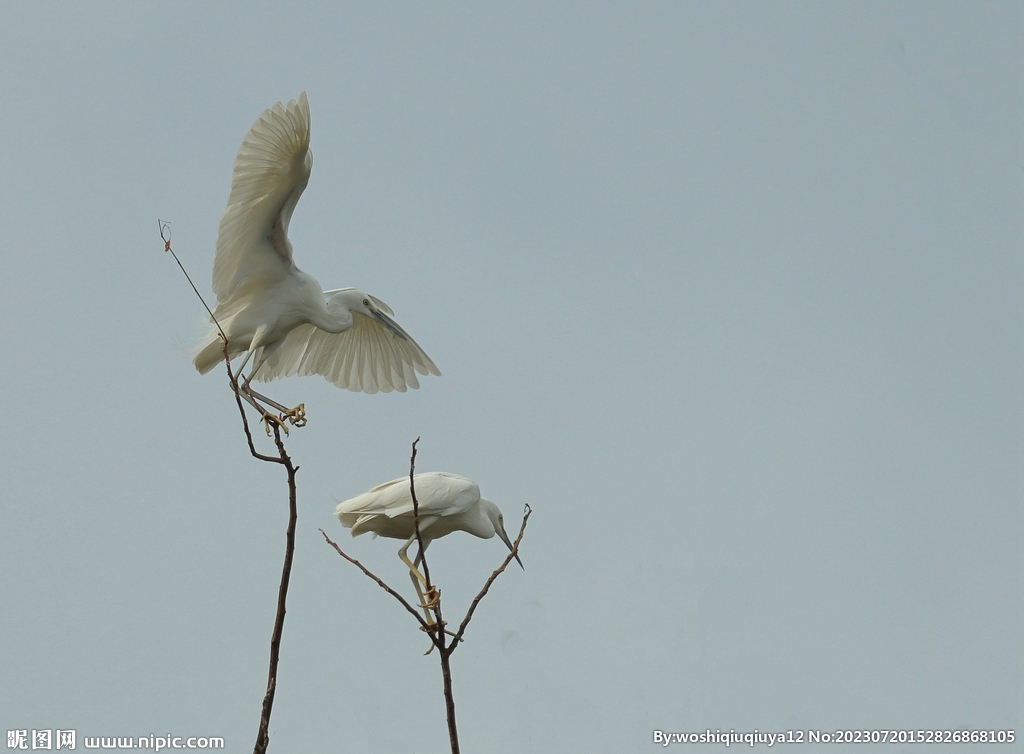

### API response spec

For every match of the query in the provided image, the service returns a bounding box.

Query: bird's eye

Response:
[363,299,370,307]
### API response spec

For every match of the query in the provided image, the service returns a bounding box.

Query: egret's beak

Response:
[372,309,408,340]
[497,524,524,570]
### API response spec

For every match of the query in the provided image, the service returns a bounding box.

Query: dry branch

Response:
[325,441,532,754]
[160,225,298,754]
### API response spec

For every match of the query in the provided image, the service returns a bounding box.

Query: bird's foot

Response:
[282,403,307,428]
[419,585,440,611]
[260,411,290,437]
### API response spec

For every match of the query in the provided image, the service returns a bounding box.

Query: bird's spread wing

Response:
[335,473,479,520]
[212,92,312,303]
[255,306,441,394]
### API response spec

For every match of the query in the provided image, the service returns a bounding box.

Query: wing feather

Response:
[335,473,480,521]
[255,308,439,394]
[366,319,389,391]
[211,93,312,303]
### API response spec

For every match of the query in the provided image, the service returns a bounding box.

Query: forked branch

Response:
[325,441,531,754]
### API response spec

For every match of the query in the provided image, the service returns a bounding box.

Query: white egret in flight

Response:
[193,93,439,426]
[335,472,522,610]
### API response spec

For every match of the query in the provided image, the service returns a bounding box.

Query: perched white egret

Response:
[193,93,440,425]
[336,472,522,608]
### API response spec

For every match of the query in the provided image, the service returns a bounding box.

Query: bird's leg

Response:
[230,348,306,430]
[404,547,449,655]
[240,350,307,428]
[243,385,291,437]
[232,376,290,436]
[398,536,439,615]
[407,570,436,625]
[223,347,288,435]
[251,396,290,436]
[234,347,256,384]
[413,547,440,612]
[398,534,428,587]
[245,387,307,429]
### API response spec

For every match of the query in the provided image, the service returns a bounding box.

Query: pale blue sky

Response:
[1,3,1020,752]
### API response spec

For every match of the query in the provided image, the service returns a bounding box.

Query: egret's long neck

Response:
[311,303,353,334]
[306,292,356,334]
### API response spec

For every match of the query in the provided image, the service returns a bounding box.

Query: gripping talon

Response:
[284,403,307,427]
[420,585,440,611]
[261,411,290,436]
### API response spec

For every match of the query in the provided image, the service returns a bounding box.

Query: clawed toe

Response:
[260,411,290,436]
[419,586,440,611]
[283,403,307,427]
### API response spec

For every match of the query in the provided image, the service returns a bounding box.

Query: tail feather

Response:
[193,337,227,374]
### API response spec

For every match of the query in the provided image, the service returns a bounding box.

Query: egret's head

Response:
[482,499,524,569]
[326,288,407,340]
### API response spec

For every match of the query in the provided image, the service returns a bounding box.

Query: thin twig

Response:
[161,220,262,453]
[161,219,296,440]
[224,351,284,464]
[159,220,225,341]
[452,504,531,646]
[161,223,297,754]
[408,443,448,652]
[406,443,456,752]
[408,438,436,609]
[320,529,430,631]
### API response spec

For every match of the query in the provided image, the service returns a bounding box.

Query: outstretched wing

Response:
[255,307,441,394]
[212,92,312,303]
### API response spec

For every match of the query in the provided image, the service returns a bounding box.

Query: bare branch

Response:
[253,440,298,754]
[222,345,286,464]
[159,220,224,342]
[408,438,435,604]
[451,504,531,647]
[320,529,431,632]
[161,222,299,754]
[406,442,458,752]
[160,223,287,456]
